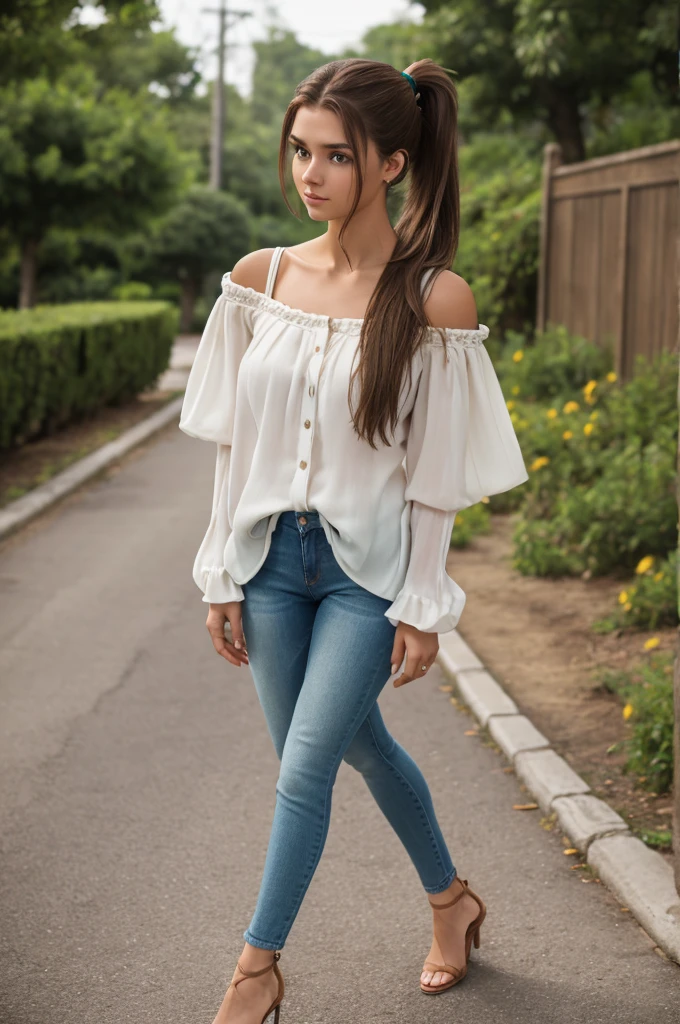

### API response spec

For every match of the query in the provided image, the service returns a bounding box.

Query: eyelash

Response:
[290,144,351,165]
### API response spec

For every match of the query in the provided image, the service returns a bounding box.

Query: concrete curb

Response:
[436,628,680,965]
[0,396,184,543]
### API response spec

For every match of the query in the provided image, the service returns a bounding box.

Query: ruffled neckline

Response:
[221,272,490,346]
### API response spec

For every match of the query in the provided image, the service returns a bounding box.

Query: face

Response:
[288,105,404,221]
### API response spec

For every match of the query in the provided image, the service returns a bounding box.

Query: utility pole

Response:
[202,1,252,190]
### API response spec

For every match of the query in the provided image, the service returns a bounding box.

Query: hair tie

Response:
[400,70,420,102]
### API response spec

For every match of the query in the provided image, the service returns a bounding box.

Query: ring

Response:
[421,664,427,671]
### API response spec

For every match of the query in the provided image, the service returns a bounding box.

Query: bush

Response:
[496,323,613,405]
[456,136,542,336]
[593,551,678,633]
[621,652,675,794]
[507,349,678,577]
[0,300,178,448]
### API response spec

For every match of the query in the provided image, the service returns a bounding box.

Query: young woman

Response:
[180,57,529,1024]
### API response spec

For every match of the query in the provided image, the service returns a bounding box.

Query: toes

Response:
[421,971,433,985]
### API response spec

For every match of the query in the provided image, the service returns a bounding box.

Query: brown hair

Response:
[278,57,460,450]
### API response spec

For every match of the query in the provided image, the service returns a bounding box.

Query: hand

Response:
[390,622,438,687]
[206,601,249,668]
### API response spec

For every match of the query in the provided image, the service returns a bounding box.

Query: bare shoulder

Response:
[229,249,277,293]
[424,270,479,330]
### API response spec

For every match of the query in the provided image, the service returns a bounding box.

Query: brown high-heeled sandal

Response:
[420,877,486,995]
[228,950,285,1022]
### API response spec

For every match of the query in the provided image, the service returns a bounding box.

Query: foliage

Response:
[455,134,542,335]
[0,299,177,448]
[495,323,613,404]
[505,348,678,577]
[599,650,675,795]
[149,187,251,288]
[418,0,677,161]
[592,551,678,633]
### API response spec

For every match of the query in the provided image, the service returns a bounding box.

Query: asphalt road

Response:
[0,421,678,1023]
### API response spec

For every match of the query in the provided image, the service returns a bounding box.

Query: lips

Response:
[304,192,327,200]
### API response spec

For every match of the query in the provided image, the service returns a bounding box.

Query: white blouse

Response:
[179,246,529,632]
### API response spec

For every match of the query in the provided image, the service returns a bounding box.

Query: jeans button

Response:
[298,515,307,525]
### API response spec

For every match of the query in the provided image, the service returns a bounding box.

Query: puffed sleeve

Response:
[192,443,245,604]
[384,333,529,633]
[179,285,254,445]
[403,333,529,512]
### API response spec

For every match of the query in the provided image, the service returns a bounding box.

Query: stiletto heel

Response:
[420,877,486,994]
[227,949,285,1023]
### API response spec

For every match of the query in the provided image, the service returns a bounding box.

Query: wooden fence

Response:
[536,140,680,380]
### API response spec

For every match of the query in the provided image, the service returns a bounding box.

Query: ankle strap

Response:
[428,878,468,910]
[234,951,280,988]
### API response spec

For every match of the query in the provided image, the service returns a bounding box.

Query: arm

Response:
[192,442,245,605]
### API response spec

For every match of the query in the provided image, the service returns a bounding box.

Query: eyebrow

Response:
[289,133,352,150]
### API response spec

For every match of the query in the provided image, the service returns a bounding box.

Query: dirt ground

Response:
[446,512,675,858]
[0,390,181,508]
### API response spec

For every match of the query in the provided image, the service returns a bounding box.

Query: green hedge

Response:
[0,301,178,449]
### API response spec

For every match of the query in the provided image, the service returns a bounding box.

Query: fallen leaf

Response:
[570,863,587,869]
[464,729,478,736]
[620,907,630,912]
[512,803,538,810]
[563,848,579,855]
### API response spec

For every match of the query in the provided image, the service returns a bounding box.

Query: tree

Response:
[149,187,251,331]
[417,0,677,162]
[0,63,191,308]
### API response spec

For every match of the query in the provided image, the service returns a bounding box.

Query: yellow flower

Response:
[512,349,524,363]
[530,456,550,471]
[606,371,617,383]
[510,411,519,424]
[589,410,599,421]
[506,400,515,410]
[583,380,597,396]
[583,422,594,436]
[481,496,490,503]
[511,385,520,395]
[584,394,596,405]
[643,637,660,651]
[624,602,632,612]
[546,408,558,419]
[618,590,629,605]
[635,556,655,574]
[622,703,634,720]
[562,430,573,440]
[653,571,663,582]
[563,400,580,414]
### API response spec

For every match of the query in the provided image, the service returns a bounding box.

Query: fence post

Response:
[536,143,562,334]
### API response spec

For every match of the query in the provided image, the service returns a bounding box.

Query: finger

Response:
[390,638,405,678]
[225,614,249,656]
[394,649,428,687]
[207,625,249,666]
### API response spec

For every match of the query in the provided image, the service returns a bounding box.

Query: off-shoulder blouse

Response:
[179,246,529,632]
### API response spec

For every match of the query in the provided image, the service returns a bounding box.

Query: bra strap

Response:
[265,246,286,298]
[421,266,441,302]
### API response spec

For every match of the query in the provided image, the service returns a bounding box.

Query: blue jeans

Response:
[240,509,457,951]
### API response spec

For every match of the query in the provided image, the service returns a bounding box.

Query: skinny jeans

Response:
[240,509,457,951]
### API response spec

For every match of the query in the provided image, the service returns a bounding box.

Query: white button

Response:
[304,419,311,428]
[299,460,307,469]
[309,384,315,396]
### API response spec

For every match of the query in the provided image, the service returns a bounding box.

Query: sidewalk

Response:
[0,427,678,1022]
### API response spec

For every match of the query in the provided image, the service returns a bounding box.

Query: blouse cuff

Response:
[197,566,245,605]
[384,581,466,633]
[383,502,466,633]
